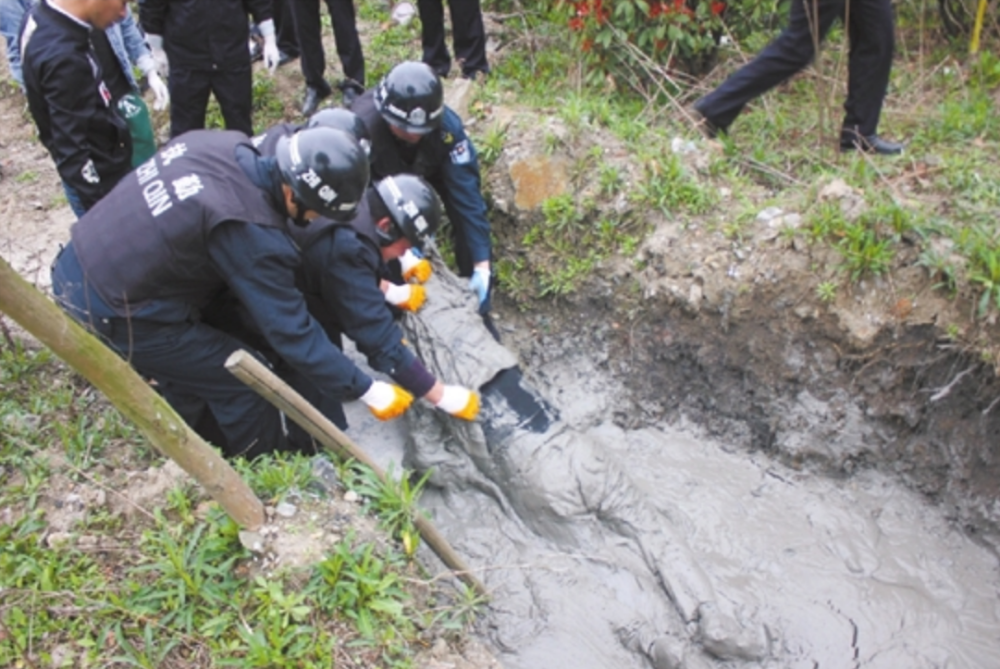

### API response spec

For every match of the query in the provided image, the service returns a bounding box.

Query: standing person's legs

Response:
[212,65,254,136]
[324,0,365,93]
[168,67,213,138]
[274,0,300,58]
[290,0,332,97]
[841,0,894,140]
[417,0,450,77]
[694,0,844,132]
[447,0,488,78]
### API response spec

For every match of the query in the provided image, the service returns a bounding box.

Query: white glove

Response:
[258,19,279,73]
[147,70,170,111]
[399,247,432,283]
[434,385,480,421]
[145,34,168,76]
[469,266,490,306]
[383,282,426,312]
[359,381,413,421]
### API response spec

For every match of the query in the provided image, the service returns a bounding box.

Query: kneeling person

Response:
[291,173,480,421]
[51,127,414,459]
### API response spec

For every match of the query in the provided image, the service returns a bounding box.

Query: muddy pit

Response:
[334,256,1000,669]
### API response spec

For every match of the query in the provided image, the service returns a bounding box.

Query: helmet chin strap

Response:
[290,195,311,227]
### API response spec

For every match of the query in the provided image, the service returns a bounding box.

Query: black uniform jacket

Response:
[21,0,132,210]
[140,0,272,70]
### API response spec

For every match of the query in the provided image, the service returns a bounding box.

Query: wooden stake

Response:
[225,349,489,598]
[0,255,264,530]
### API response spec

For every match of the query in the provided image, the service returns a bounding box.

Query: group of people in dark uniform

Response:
[48,55,491,459]
[7,0,904,459]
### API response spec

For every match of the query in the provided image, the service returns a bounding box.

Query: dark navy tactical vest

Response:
[249,122,297,157]
[288,191,379,252]
[71,130,288,316]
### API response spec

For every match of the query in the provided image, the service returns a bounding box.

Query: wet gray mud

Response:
[342,262,1000,669]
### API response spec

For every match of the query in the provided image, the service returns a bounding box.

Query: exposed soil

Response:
[481,109,1000,556]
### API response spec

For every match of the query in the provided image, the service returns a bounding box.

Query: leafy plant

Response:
[353,463,432,558]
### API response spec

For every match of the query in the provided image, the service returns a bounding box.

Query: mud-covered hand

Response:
[145,34,168,75]
[399,248,432,283]
[434,385,480,421]
[359,381,414,420]
[258,19,280,73]
[383,282,426,312]
[468,266,490,311]
[146,70,170,111]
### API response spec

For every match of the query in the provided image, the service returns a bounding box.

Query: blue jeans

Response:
[61,181,88,219]
[0,0,31,87]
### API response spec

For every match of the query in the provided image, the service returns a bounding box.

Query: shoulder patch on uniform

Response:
[442,131,454,145]
[449,139,471,165]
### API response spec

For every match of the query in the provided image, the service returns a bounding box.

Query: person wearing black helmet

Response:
[50,126,416,460]
[250,106,371,159]
[350,61,495,324]
[287,173,481,422]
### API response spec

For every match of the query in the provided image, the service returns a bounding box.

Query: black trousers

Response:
[695,0,894,140]
[274,0,300,57]
[418,0,489,78]
[288,0,364,94]
[168,65,253,138]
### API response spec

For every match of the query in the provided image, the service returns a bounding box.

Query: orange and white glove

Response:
[383,282,426,312]
[434,385,480,421]
[359,381,414,421]
[399,248,432,283]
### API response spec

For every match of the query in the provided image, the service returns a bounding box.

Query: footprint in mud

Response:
[401,264,771,665]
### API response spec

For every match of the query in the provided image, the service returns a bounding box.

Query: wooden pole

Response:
[0,255,264,530]
[225,349,489,598]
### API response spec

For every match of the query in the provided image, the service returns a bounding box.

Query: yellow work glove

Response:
[433,385,480,421]
[384,282,426,312]
[399,248,432,283]
[359,381,414,421]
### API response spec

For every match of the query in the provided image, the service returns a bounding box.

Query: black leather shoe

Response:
[301,86,330,116]
[337,79,364,108]
[691,103,724,139]
[840,134,904,155]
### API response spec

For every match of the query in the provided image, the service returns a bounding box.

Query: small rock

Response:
[755,206,783,223]
[77,535,98,548]
[275,502,297,518]
[239,530,264,553]
[46,531,74,548]
[310,455,341,496]
[670,136,698,155]
[343,490,360,503]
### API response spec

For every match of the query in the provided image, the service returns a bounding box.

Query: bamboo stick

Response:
[0,255,264,529]
[225,349,489,598]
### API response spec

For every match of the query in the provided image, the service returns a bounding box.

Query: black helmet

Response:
[375,174,442,250]
[373,61,444,135]
[307,107,372,157]
[275,127,369,222]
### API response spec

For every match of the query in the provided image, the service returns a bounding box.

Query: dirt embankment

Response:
[483,110,1000,556]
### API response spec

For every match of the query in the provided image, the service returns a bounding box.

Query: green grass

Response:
[0,341,483,669]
